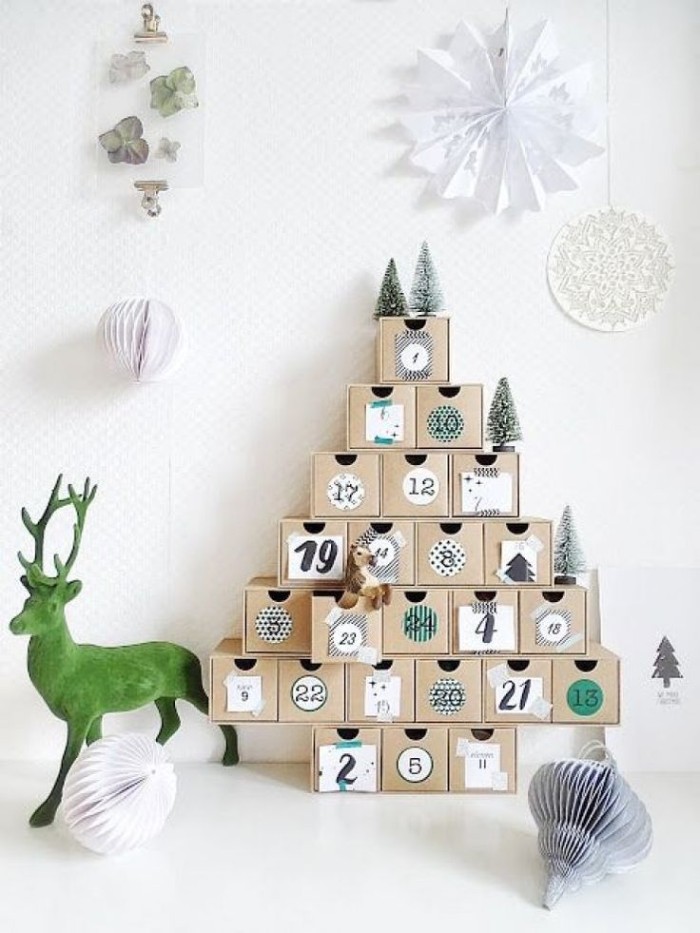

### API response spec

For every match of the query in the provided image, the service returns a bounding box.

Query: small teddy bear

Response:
[338,543,392,611]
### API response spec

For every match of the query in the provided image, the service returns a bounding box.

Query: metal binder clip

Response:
[134,4,167,43]
[134,180,169,218]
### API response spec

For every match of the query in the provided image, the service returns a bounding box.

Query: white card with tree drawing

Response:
[599,567,700,770]
[497,539,540,584]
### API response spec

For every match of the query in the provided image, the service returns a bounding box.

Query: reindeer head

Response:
[350,543,375,569]
[9,476,97,637]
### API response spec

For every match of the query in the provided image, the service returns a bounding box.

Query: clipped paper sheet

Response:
[224,674,262,713]
[460,471,513,516]
[364,675,401,720]
[365,400,404,445]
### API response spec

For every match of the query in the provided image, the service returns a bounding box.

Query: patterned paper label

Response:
[426,404,464,443]
[326,472,366,511]
[255,606,293,645]
[395,331,434,380]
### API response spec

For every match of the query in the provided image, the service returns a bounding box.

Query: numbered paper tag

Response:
[533,606,573,646]
[365,401,404,445]
[224,674,262,713]
[458,603,516,652]
[291,674,328,713]
[402,467,439,506]
[495,676,544,715]
[364,675,402,719]
[328,613,368,658]
[287,534,344,581]
[460,471,513,516]
[464,742,502,790]
[397,746,433,783]
[326,472,366,511]
[498,540,538,584]
[395,332,434,380]
[319,742,378,793]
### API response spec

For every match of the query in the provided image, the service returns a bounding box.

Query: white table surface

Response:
[0,762,697,933]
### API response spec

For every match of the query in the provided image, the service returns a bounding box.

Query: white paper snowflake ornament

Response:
[402,13,604,212]
[548,207,674,331]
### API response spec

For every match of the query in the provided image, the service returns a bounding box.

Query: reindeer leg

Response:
[86,717,103,745]
[30,719,88,828]
[155,698,181,744]
[185,679,239,766]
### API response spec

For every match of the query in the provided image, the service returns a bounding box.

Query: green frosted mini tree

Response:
[486,377,523,451]
[409,241,445,316]
[374,258,408,318]
[553,505,586,584]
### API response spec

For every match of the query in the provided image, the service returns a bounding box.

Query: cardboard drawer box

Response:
[278,659,346,722]
[483,658,553,723]
[383,589,450,655]
[451,453,520,517]
[279,520,347,587]
[210,640,278,722]
[552,646,620,724]
[244,579,311,655]
[347,520,415,586]
[346,659,416,723]
[416,385,483,449]
[483,519,553,587]
[312,453,381,518]
[377,317,450,384]
[381,453,450,518]
[519,587,588,655]
[381,727,449,792]
[347,385,416,449]
[313,728,382,793]
[415,659,483,723]
[311,592,383,664]
[415,522,485,587]
[452,589,519,654]
[448,728,517,794]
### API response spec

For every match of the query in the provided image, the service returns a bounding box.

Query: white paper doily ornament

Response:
[548,208,673,331]
[63,734,177,855]
[401,14,603,212]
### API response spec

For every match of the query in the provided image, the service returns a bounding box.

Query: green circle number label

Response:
[426,405,464,443]
[402,606,438,643]
[567,679,604,717]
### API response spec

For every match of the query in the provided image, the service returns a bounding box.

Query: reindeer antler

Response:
[18,476,98,583]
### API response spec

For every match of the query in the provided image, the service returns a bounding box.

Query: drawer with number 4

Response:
[278,659,346,722]
[381,727,449,792]
[311,592,382,665]
[210,640,278,722]
[278,520,347,587]
[313,728,383,793]
[415,659,483,723]
[448,728,517,794]
[346,659,415,724]
[312,453,381,517]
[519,587,587,655]
[452,589,519,654]
[381,453,450,518]
[483,658,553,723]
[244,579,311,655]
[552,646,620,724]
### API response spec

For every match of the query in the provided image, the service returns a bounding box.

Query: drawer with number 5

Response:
[244,579,311,655]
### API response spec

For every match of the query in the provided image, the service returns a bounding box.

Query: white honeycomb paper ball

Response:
[98,296,185,382]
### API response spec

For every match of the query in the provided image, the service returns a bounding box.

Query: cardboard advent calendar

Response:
[210,314,620,795]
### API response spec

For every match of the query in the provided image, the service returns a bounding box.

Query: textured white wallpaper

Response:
[0,0,697,765]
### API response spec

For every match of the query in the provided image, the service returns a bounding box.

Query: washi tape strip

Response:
[488,663,509,688]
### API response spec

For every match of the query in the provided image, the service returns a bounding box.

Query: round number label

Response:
[397,746,433,783]
[400,342,430,373]
[402,606,439,643]
[428,539,467,578]
[368,536,396,569]
[291,675,328,712]
[537,611,570,645]
[326,472,365,511]
[402,467,439,505]
[331,620,364,654]
[255,606,293,645]
[566,679,604,717]
[426,405,464,443]
[429,677,467,716]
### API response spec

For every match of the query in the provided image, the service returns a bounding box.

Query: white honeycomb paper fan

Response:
[528,741,652,909]
[63,734,177,855]
[98,296,185,383]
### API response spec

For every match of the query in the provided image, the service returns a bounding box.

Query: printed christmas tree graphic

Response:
[652,636,682,689]
[505,552,534,583]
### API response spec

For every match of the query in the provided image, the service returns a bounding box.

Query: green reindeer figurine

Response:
[9,476,238,827]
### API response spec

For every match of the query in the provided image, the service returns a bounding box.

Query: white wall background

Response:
[0,0,697,766]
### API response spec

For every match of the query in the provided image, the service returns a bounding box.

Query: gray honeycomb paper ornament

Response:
[528,742,652,909]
